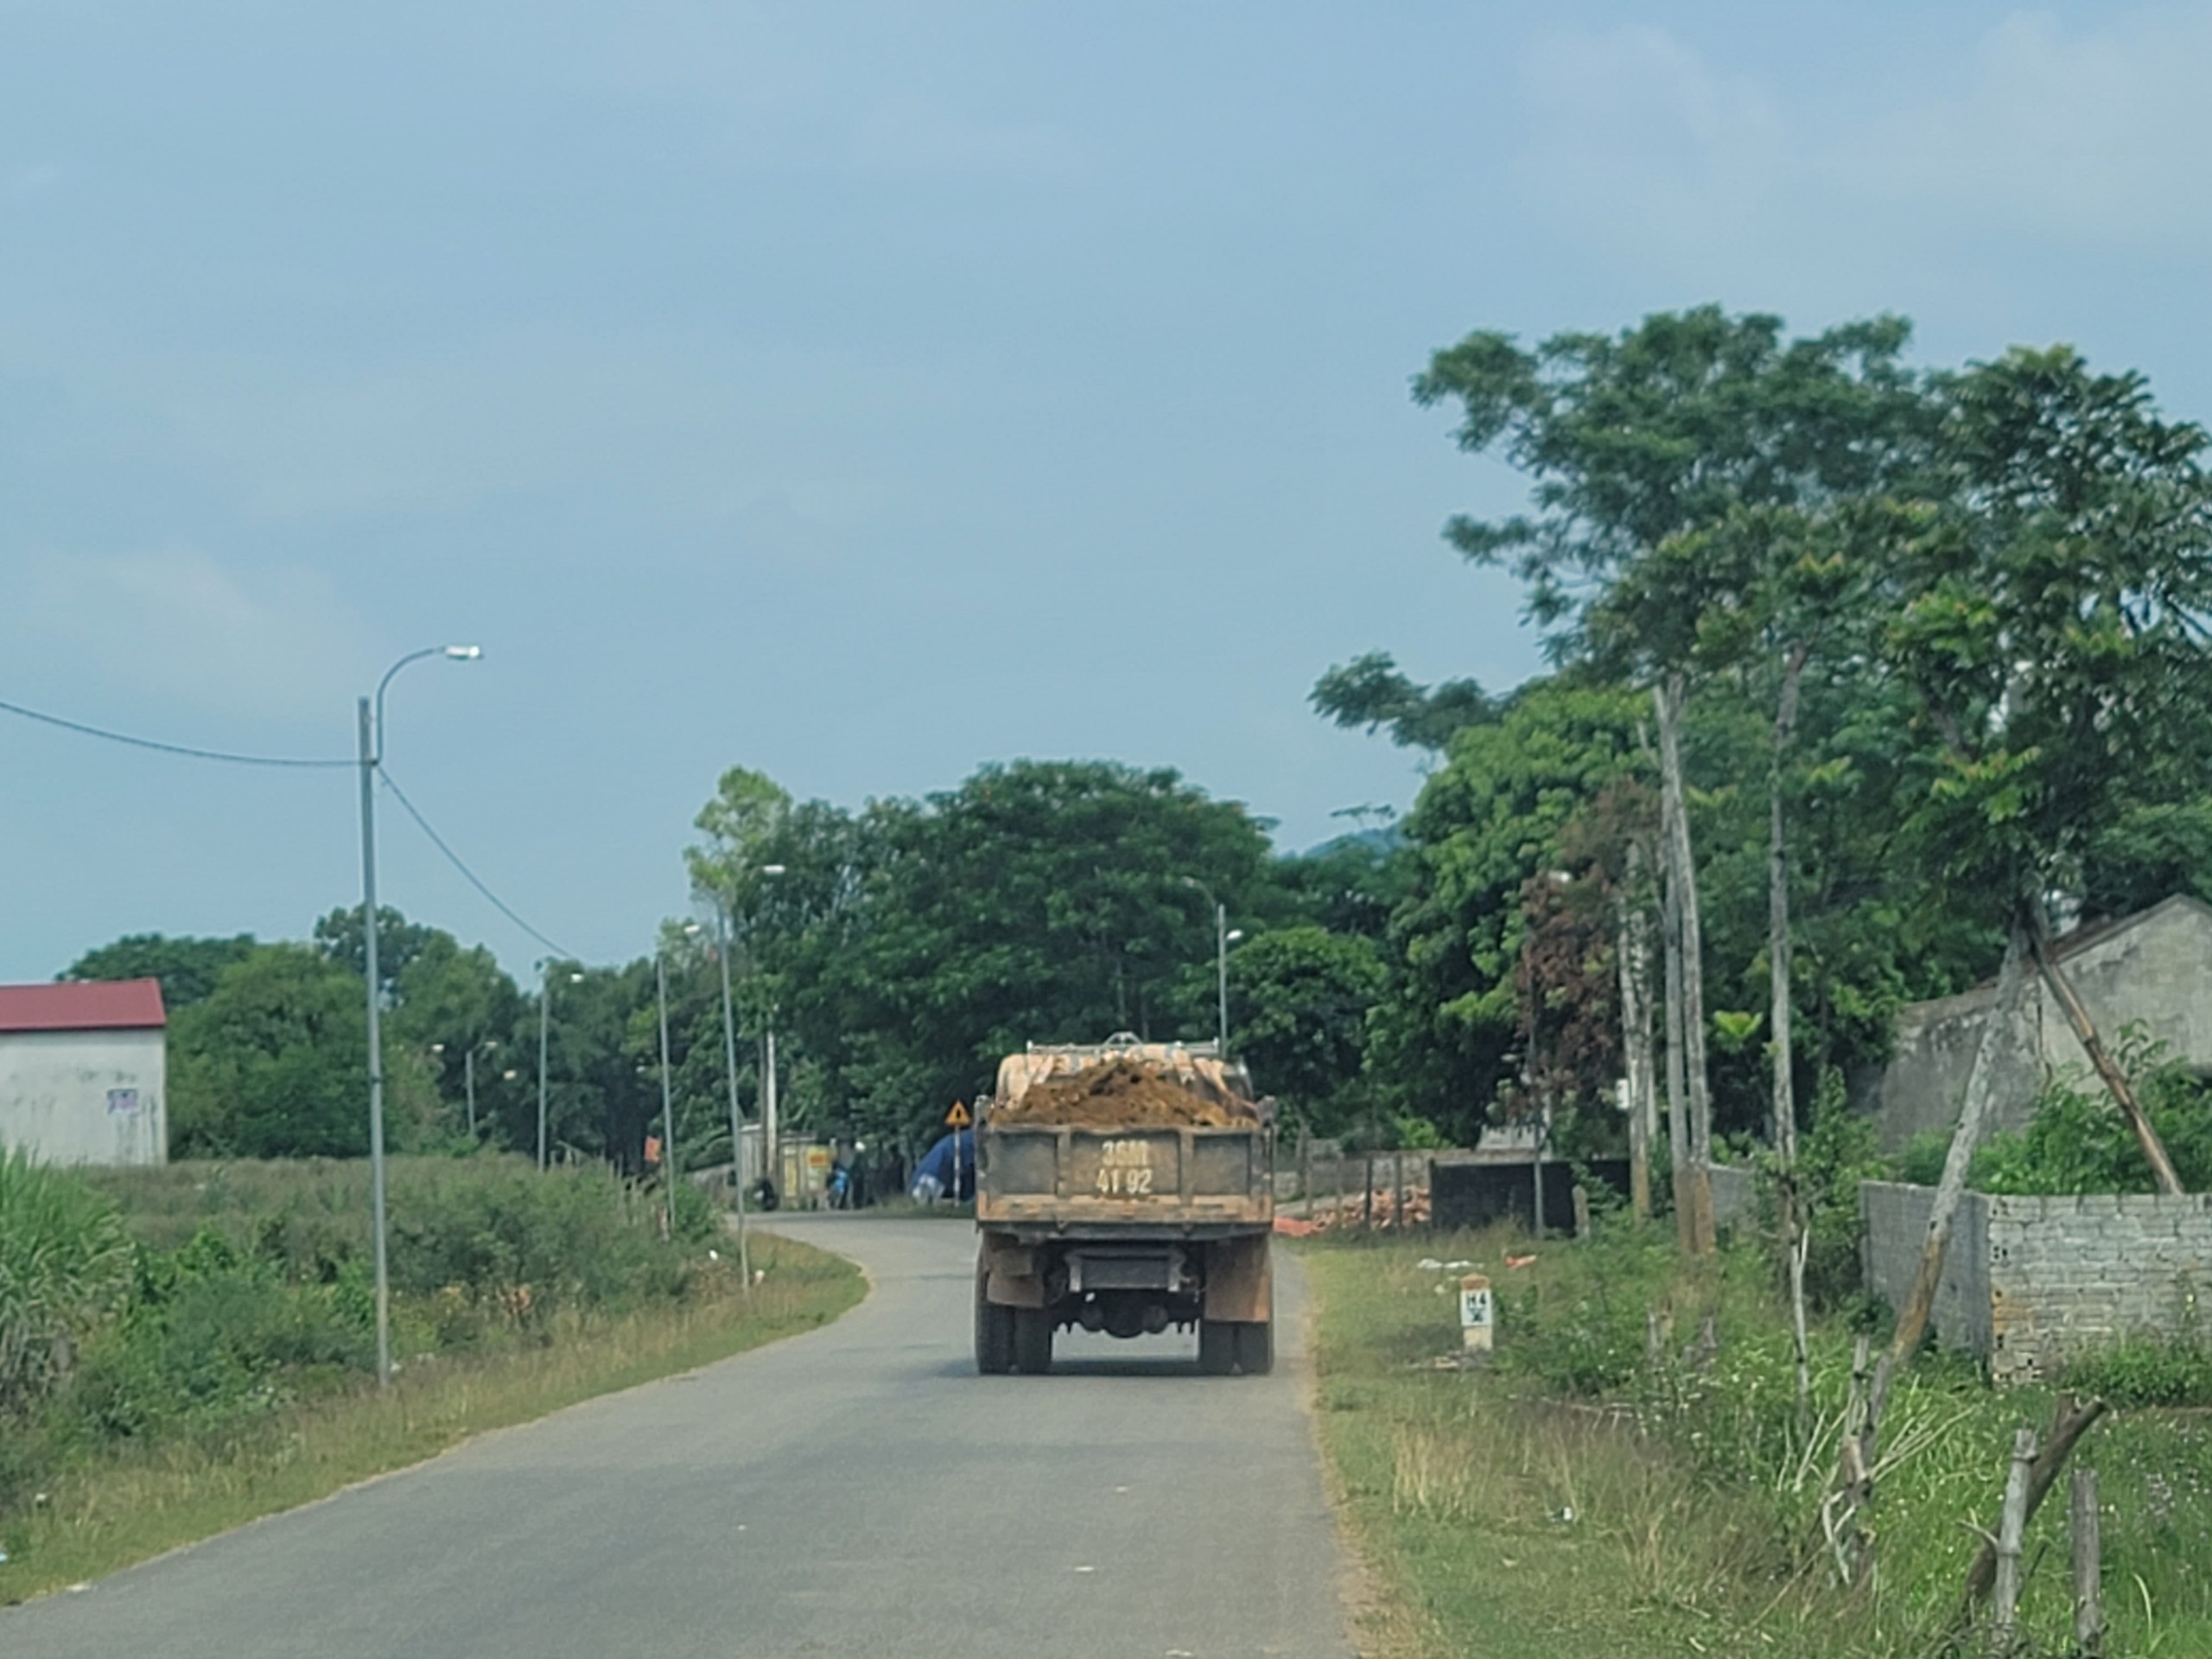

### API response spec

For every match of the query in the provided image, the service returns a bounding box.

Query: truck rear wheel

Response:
[1197,1318,1236,1375]
[975,1271,1014,1375]
[1012,1306,1053,1374]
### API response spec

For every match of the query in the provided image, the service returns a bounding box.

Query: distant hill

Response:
[1296,825,1405,860]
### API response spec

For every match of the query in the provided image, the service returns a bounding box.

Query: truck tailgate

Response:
[978,1125,1271,1228]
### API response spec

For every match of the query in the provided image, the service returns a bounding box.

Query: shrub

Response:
[0,1151,132,1414]
[2062,1338,2212,1408]
[1974,1026,2212,1196]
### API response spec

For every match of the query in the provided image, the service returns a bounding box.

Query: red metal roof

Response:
[0,979,168,1033]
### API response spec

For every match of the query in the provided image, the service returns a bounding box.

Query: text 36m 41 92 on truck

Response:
[972,1036,1274,1376]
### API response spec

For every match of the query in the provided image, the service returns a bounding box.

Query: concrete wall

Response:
[1860,1180,1993,1357]
[0,1028,167,1165]
[1872,896,2212,1149]
[1708,1163,1758,1231]
[1860,1180,2212,1383]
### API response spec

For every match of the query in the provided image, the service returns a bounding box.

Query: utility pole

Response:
[537,963,551,1171]
[714,903,753,1285]
[656,949,677,1238]
[464,1046,477,1139]
[358,643,479,1389]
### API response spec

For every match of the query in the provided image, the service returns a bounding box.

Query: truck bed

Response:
[977,1122,1273,1233]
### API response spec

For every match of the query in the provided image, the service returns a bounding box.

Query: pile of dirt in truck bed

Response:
[993,1059,1258,1128]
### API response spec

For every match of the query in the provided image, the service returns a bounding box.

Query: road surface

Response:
[3,1215,1355,1658]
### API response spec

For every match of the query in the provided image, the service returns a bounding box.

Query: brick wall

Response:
[1860,1181,2212,1383]
[1986,1192,2212,1383]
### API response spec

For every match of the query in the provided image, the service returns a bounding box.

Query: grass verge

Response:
[0,1230,860,1605]
[1300,1226,2212,1658]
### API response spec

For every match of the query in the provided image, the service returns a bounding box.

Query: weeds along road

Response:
[3,1215,1354,1659]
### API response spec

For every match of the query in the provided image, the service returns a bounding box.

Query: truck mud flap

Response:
[979,1233,1048,1308]
[1201,1233,1272,1324]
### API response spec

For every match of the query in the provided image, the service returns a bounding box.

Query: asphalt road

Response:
[4,1215,1355,1659]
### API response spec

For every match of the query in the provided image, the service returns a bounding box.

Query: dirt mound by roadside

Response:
[993,1058,1258,1128]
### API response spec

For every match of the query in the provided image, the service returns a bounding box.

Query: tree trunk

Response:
[1770,645,1812,1417]
[1960,1394,2108,1617]
[1656,676,1715,1252]
[1618,842,1658,1224]
[1660,806,1694,1251]
[2027,920,2186,1196]
[1871,915,2031,1426]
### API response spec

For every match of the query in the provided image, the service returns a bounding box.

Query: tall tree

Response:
[1416,305,1925,1249]
[61,933,257,1010]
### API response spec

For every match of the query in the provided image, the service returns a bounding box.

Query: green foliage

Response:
[2062,1338,2212,1409]
[1790,1070,1893,1311]
[1309,651,1492,751]
[1972,1028,2212,1195]
[1374,678,1645,1141]
[168,944,373,1159]
[0,1152,132,1415]
[60,933,257,1010]
[1223,925,1385,1129]
[13,1158,724,1508]
[1897,1129,1951,1188]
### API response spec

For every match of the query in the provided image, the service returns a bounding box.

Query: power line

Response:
[378,767,573,959]
[0,695,354,768]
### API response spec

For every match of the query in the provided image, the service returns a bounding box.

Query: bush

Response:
[2062,1338,2212,1408]
[1793,1071,1891,1311]
[0,1151,132,1414]
[1973,1026,2212,1196]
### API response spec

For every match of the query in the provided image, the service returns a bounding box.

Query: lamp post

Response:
[536,961,586,1171]
[725,864,788,1201]
[709,899,753,1287]
[359,643,479,1389]
[1179,876,1232,1059]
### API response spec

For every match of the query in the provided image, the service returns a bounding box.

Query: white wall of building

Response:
[0,1027,168,1165]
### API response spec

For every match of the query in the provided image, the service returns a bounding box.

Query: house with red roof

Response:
[0,978,168,1165]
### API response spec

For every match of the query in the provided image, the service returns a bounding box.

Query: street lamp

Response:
[359,643,480,1389]
[537,961,587,1171]
[1179,876,1232,1059]
[704,897,754,1287]
[654,929,700,1239]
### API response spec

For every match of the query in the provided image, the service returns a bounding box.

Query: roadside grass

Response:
[1300,1225,2212,1658]
[0,1230,860,1605]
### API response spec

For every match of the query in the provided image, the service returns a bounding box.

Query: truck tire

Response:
[975,1271,1014,1375]
[1012,1306,1054,1374]
[1234,1319,1274,1376]
[1197,1318,1236,1375]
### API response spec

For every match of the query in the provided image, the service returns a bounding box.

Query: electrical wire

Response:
[378,767,573,958]
[0,695,355,767]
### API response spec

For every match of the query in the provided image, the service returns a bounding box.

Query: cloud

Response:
[1852,9,2212,245]
[17,546,369,720]
[1514,8,2212,277]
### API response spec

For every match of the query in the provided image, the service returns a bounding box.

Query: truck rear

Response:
[973,1035,1274,1376]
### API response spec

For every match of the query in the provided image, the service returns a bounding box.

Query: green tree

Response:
[1376,679,1645,1142]
[169,945,376,1158]
[60,933,257,1010]
[1224,926,1386,1130]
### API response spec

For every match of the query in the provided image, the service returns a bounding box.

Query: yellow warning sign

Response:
[944,1101,972,1128]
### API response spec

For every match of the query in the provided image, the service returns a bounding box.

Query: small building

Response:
[1866,895,2212,1149]
[0,979,168,1166]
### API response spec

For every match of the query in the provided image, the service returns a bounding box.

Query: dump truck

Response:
[973,1033,1274,1376]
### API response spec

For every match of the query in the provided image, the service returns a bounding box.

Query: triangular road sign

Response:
[944,1101,973,1128]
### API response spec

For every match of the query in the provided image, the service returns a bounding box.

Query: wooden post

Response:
[1299,1130,1313,1217]
[1335,1152,1346,1230]
[2071,1465,2101,1656]
[1572,1183,1592,1239]
[1363,1151,1375,1230]
[1391,1150,1403,1230]
[1991,1426,2037,1650]
[2030,925,2185,1196]
[1961,1394,2109,1615]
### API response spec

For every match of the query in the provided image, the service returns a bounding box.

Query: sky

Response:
[8,2,2212,982]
